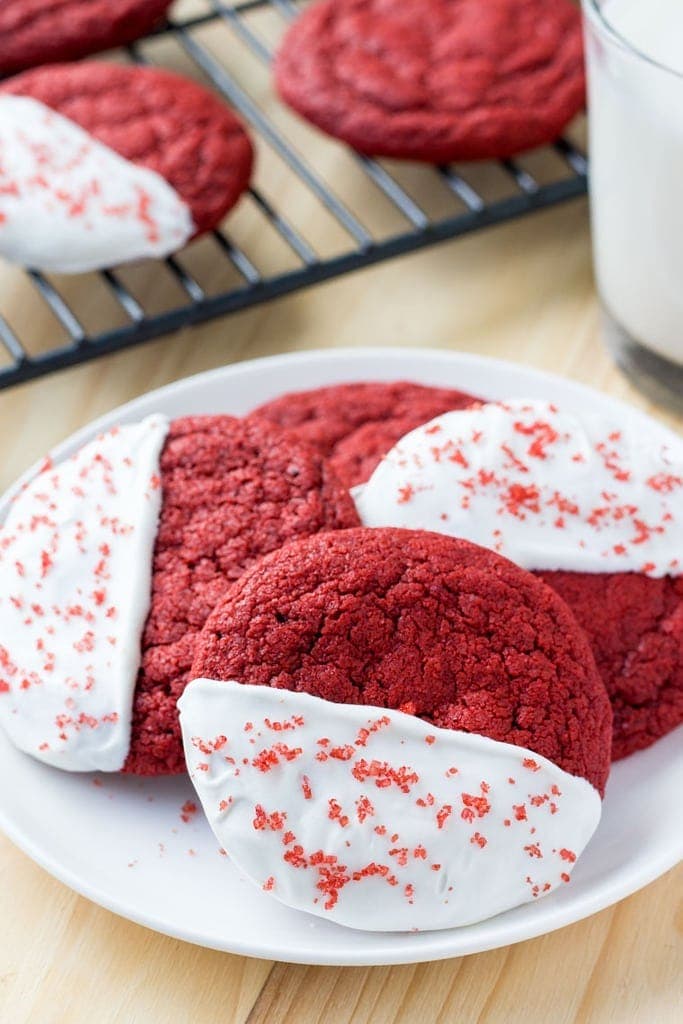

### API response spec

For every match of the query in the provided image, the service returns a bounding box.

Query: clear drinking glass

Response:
[582,0,683,408]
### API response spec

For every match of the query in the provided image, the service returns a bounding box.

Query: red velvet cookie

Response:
[275,0,585,162]
[191,527,612,794]
[0,414,358,775]
[2,62,253,236]
[0,0,173,76]
[126,415,360,775]
[249,381,478,487]
[351,398,683,761]
[537,571,683,761]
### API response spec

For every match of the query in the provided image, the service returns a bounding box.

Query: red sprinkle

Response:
[436,804,453,830]
[180,799,197,823]
[351,758,419,793]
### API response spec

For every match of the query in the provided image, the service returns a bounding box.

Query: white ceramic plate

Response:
[0,348,681,966]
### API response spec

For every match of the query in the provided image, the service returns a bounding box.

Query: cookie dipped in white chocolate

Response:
[179,679,601,933]
[0,415,169,770]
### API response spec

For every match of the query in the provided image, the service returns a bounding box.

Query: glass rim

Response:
[583,0,683,81]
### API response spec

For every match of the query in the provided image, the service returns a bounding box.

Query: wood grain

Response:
[0,15,681,1018]
[243,864,683,1024]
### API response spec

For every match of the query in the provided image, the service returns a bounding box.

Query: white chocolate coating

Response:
[355,400,683,577]
[0,416,169,770]
[179,680,601,932]
[0,96,194,273]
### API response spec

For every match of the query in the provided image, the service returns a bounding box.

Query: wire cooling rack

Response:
[0,0,588,390]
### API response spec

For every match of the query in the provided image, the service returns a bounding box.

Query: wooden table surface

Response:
[1,129,682,1024]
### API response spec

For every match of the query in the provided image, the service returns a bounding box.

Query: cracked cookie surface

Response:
[539,571,683,761]
[250,381,477,487]
[275,0,585,162]
[192,527,612,793]
[125,415,359,775]
[0,0,173,75]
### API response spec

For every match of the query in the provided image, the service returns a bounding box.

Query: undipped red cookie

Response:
[249,381,478,487]
[180,527,610,931]
[0,415,359,775]
[191,527,612,793]
[0,0,174,76]
[275,0,585,162]
[536,571,683,761]
[0,62,253,272]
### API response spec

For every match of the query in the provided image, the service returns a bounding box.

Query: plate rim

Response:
[0,734,681,966]
[1,346,681,966]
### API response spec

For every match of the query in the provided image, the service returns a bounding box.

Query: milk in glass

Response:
[584,0,683,389]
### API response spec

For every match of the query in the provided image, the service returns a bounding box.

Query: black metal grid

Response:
[0,0,588,390]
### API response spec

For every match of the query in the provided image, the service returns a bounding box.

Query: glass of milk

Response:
[583,0,683,407]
